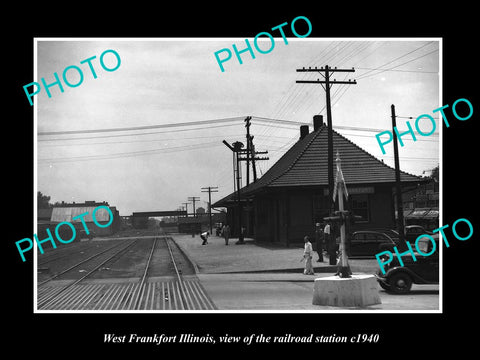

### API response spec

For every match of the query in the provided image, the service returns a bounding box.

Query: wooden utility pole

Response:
[244,116,251,186]
[201,186,218,234]
[296,65,357,212]
[391,104,406,247]
[223,139,245,243]
[238,144,269,185]
[188,196,200,217]
[241,116,269,185]
[182,202,189,217]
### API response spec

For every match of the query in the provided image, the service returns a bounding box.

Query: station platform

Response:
[170,234,440,311]
[170,234,380,277]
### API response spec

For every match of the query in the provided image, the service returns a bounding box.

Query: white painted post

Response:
[338,178,348,269]
[335,152,351,277]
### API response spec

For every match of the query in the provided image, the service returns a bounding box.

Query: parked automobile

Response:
[368,228,400,242]
[404,225,438,244]
[344,230,397,257]
[376,237,439,294]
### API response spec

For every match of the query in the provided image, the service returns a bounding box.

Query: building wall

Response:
[352,185,395,231]
[254,195,277,242]
[287,191,314,243]
[222,204,251,238]
[253,184,399,245]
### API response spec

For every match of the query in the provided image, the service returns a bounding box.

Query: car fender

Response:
[384,266,429,284]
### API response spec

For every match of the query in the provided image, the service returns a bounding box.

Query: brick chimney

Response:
[313,115,324,131]
[300,125,309,139]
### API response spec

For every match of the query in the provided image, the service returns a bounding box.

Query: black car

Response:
[376,237,439,294]
[345,231,397,257]
[404,225,438,244]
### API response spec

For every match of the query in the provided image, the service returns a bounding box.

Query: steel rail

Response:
[165,237,189,310]
[37,241,85,265]
[38,239,131,286]
[132,237,158,310]
[38,239,138,309]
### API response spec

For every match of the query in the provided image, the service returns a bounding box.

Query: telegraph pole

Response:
[182,202,189,217]
[244,116,251,186]
[238,141,269,185]
[201,186,218,234]
[391,104,406,247]
[240,116,269,185]
[188,197,200,217]
[223,139,246,243]
[296,65,357,212]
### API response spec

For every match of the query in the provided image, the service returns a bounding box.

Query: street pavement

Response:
[171,234,440,312]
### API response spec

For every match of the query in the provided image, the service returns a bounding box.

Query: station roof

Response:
[214,124,425,207]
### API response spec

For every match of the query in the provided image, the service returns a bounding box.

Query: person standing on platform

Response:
[324,221,331,261]
[315,223,324,262]
[325,221,337,265]
[302,236,315,275]
[222,224,230,245]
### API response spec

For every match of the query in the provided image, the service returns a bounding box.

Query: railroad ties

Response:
[36,235,216,311]
[37,277,216,311]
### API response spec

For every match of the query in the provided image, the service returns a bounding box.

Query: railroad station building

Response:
[213,116,428,245]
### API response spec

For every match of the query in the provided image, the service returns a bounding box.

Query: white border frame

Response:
[33,37,443,314]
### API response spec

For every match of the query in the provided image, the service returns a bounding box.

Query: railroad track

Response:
[37,236,216,311]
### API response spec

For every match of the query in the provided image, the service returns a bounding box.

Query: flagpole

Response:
[338,182,348,268]
[335,152,352,278]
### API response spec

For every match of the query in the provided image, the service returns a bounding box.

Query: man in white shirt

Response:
[201,231,209,245]
[324,223,331,237]
[303,236,315,275]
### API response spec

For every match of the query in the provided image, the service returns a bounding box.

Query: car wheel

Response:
[388,272,413,294]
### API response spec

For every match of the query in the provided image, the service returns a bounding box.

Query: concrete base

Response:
[312,274,381,307]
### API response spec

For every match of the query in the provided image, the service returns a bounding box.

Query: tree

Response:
[37,191,51,209]
[430,165,439,182]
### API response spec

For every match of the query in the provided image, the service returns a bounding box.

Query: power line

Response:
[259,42,377,151]
[38,123,242,142]
[39,133,245,147]
[252,117,440,136]
[339,131,438,142]
[38,116,245,136]
[269,41,348,121]
[355,41,434,79]
[38,140,225,164]
[38,116,308,143]
[356,67,437,74]
[272,41,436,124]
[382,155,439,161]
[356,49,439,80]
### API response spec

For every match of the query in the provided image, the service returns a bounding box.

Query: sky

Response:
[36,38,440,216]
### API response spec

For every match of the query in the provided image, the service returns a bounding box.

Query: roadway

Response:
[171,233,440,312]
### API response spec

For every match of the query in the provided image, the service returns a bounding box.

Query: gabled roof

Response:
[213,125,425,206]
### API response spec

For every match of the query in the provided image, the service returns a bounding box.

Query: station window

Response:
[350,194,369,223]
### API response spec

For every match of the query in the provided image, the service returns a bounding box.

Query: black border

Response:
[6,4,478,354]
